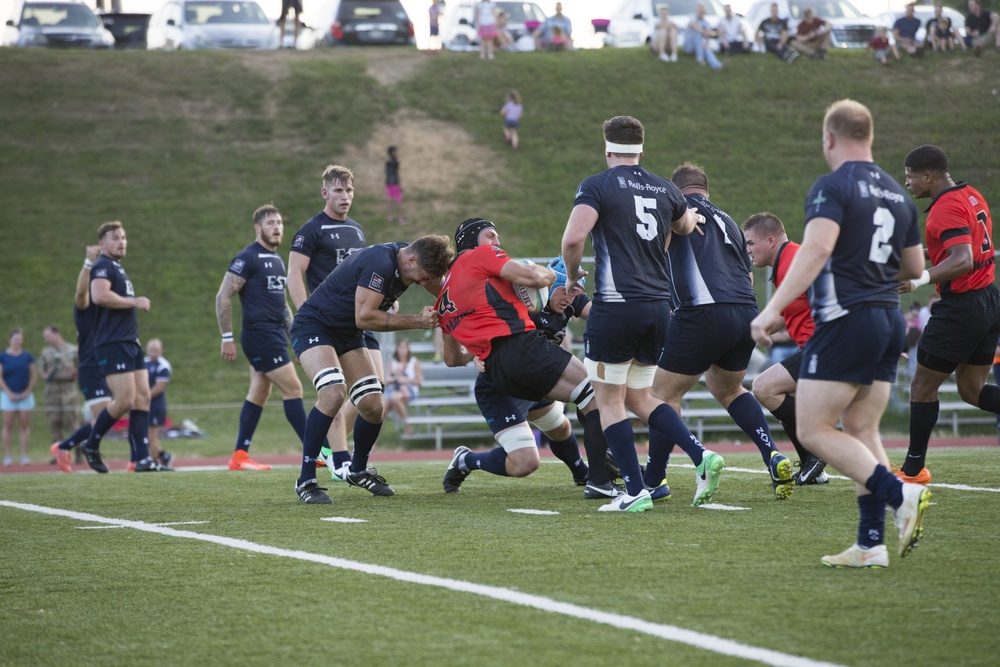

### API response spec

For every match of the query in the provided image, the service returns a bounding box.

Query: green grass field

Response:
[2,448,998,666]
[1,44,999,665]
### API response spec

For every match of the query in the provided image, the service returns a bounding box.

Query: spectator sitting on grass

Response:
[893,3,924,56]
[868,26,899,64]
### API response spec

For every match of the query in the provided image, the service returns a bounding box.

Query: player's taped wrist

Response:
[83,259,93,269]
[910,270,931,289]
[221,332,234,342]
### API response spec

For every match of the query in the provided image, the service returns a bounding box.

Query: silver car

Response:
[2,0,115,48]
[146,0,279,50]
[744,0,878,49]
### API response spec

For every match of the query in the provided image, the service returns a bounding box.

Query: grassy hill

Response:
[1,46,998,451]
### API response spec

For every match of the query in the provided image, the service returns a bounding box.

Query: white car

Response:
[146,0,279,50]
[743,0,878,49]
[605,0,727,49]
[874,5,966,44]
[441,0,547,51]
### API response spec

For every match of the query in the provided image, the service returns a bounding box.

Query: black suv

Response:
[312,0,414,46]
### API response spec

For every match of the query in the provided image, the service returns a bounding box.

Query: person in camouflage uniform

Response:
[38,325,80,445]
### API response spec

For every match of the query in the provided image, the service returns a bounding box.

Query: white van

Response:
[606,0,726,49]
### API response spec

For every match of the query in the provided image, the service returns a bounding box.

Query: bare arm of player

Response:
[75,245,100,310]
[149,378,168,400]
[751,216,840,346]
[672,207,706,237]
[441,332,475,367]
[287,251,311,310]
[500,260,556,288]
[215,272,246,362]
[898,242,966,294]
[91,278,150,312]
[354,286,439,331]
[561,204,598,285]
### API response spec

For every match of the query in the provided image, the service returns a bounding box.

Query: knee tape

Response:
[312,367,345,392]
[626,363,657,389]
[496,424,537,453]
[529,401,566,432]
[569,379,595,410]
[349,375,383,406]
[584,357,631,385]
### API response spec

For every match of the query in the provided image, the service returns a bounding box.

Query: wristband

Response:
[910,270,931,289]
[83,259,93,269]
[221,333,234,342]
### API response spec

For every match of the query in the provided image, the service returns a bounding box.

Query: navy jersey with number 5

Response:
[90,255,139,347]
[574,165,689,303]
[228,242,289,330]
[804,161,921,323]
[296,242,409,334]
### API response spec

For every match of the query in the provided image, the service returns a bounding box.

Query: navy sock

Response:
[299,407,334,484]
[235,401,264,453]
[864,464,905,509]
[465,446,509,476]
[647,403,704,467]
[856,493,886,548]
[60,422,92,450]
[350,414,383,472]
[604,419,643,495]
[129,410,151,461]
[979,384,1000,413]
[332,450,352,467]
[84,408,117,451]
[579,409,609,485]
[547,433,587,479]
[727,392,777,466]
[283,398,308,444]
[643,427,673,488]
[904,401,938,476]
[770,395,811,463]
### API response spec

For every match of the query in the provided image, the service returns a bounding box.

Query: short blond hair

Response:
[322,164,354,188]
[824,99,873,143]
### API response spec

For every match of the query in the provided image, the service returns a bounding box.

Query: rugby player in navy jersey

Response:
[895,145,1000,484]
[561,115,723,512]
[79,222,163,473]
[290,236,453,504]
[752,99,930,568]
[437,220,614,499]
[530,257,622,497]
[287,165,369,482]
[647,163,796,500]
[216,204,307,472]
[51,245,112,473]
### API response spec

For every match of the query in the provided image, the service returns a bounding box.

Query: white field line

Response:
[0,500,844,667]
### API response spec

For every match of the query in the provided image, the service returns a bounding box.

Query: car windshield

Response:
[787,0,863,20]
[21,3,99,28]
[184,1,269,25]
[340,2,406,20]
[497,2,545,24]
[653,0,723,17]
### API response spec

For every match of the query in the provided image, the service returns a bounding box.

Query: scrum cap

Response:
[455,217,496,253]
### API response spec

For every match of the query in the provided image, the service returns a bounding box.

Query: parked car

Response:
[744,0,878,49]
[2,0,115,48]
[605,0,727,49]
[146,0,279,50]
[441,0,547,51]
[874,4,965,44]
[100,12,150,48]
[304,0,414,47]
